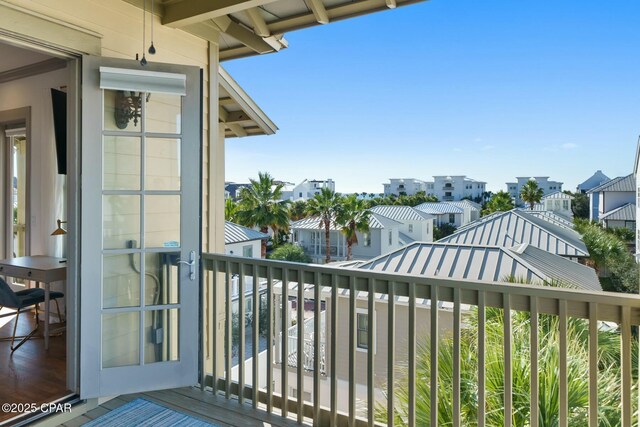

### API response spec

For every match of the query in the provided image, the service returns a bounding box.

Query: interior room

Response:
[0,40,71,424]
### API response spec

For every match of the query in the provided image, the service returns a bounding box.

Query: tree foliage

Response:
[288,200,308,221]
[520,179,544,209]
[306,188,343,263]
[225,197,238,222]
[434,223,457,240]
[482,191,514,216]
[367,191,438,208]
[268,243,312,263]
[565,191,589,219]
[236,172,290,257]
[376,300,636,426]
[574,219,638,293]
[336,194,370,260]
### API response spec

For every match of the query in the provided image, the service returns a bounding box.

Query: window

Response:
[363,233,371,247]
[357,312,368,349]
[388,231,393,245]
[445,192,452,197]
[562,200,569,210]
[408,224,413,233]
[242,245,253,258]
[449,213,455,224]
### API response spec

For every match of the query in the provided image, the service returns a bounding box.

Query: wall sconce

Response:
[51,219,67,236]
[114,90,149,129]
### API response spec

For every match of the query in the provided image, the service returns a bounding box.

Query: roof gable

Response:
[587,173,635,194]
[437,210,588,257]
[225,221,269,244]
[358,242,599,291]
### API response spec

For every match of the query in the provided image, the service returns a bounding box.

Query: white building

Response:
[533,191,574,220]
[282,179,336,201]
[577,170,610,194]
[290,212,405,263]
[586,173,635,223]
[506,177,563,207]
[368,205,434,243]
[432,176,487,202]
[382,178,428,196]
[414,202,465,228]
[224,221,269,258]
[383,176,487,201]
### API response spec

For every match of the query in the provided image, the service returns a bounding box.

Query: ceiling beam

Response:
[220,97,235,105]
[386,0,397,8]
[228,123,248,137]
[219,106,229,122]
[306,0,330,24]
[163,0,281,27]
[224,110,252,124]
[212,16,275,54]
[245,7,270,37]
[267,0,426,34]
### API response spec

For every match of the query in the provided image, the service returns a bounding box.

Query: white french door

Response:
[80,56,201,398]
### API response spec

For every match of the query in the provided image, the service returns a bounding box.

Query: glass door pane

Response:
[101,88,183,370]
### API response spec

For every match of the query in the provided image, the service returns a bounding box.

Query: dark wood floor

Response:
[0,309,69,424]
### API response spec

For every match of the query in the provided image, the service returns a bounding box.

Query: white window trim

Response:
[356,308,376,354]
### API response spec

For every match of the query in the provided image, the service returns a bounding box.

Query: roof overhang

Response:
[219,66,278,138]
[122,0,428,61]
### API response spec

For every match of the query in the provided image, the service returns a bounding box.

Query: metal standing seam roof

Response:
[587,173,635,194]
[370,205,433,221]
[600,203,637,222]
[358,242,600,291]
[445,200,482,210]
[224,221,269,244]
[519,210,575,230]
[542,191,574,200]
[290,212,401,230]
[437,210,589,257]
[414,202,464,215]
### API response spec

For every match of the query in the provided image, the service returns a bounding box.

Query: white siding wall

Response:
[225,240,262,258]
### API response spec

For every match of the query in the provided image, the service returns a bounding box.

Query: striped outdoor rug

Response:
[83,398,218,427]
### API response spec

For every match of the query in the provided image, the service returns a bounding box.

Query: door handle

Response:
[177,250,197,281]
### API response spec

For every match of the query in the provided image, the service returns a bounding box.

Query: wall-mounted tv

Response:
[50,88,67,175]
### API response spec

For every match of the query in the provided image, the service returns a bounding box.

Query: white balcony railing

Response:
[202,253,640,426]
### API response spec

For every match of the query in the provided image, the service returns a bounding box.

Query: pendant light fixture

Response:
[148,0,156,55]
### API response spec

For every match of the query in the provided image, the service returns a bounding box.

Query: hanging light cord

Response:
[140,0,148,65]
[149,0,156,54]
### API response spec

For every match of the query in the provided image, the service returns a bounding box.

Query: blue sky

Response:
[223,0,640,194]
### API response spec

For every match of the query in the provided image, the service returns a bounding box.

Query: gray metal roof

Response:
[359,242,600,291]
[290,212,401,230]
[415,202,464,215]
[399,232,416,246]
[370,205,433,221]
[445,200,482,210]
[437,210,589,257]
[519,210,575,230]
[600,203,636,222]
[587,174,635,194]
[542,191,573,200]
[225,221,269,244]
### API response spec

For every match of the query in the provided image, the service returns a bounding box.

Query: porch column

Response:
[206,37,226,380]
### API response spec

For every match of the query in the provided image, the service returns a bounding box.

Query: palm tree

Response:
[288,200,308,221]
[225,197,238,222]
[306,188,342,263]
[236,172,290,257]
[481,190,514,216]
[336,194,370,261]
[520,179,544,210]
[376,298,632,426]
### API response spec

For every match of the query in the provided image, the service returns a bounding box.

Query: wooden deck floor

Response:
[0,310,69,424]
[62,388,312,427]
